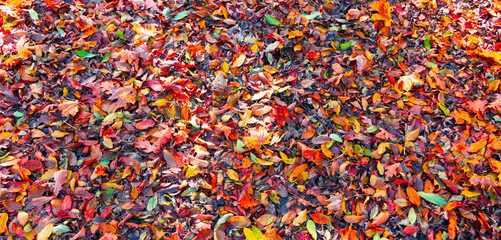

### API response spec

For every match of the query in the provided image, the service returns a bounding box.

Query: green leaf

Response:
[28,9,39,21]
[424,62,438,68]
[13,111,24,118]
[243,228,258,240]
[251,226,263,238]
[117,30,125,40]
[301,11,322,20]
[139,232,147,240]
[52,224,70,234]
[56,27,66,37]
[329,133,343,143]
[424,35,431,51]
[408,208,416,225]
[437,103,450,116]
[173,10,191,21]
[418,192,447,206]
[367,125,378,133]
[306,220,317,240]
[236,139,245,152]
[76,50,97,59]
[340,40,355,50]
[101,52,110,63]
[264,14,280,26]
[147,194,158,211]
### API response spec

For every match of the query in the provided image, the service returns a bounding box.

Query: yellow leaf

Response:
[52,130,69,138]
[279,151,296,164]
[103,137,113,149]
[152,99,168,107]
[461,189,480,198]
[255,158,273,166]
[0,213,8,234]
[232,54,246,68]
[293,209,307,226]
[185,164,200,178]
[0,132,12,140]
[37,223,53,240]
[227,169,240,181]
[468,139,487,153]
[222,62,229,72]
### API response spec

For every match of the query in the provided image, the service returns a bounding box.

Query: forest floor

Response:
[1,0,501,239]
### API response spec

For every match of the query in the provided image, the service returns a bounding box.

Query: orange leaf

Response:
[468,139,487,153]
[406,187,421,206]
[370,211,389,227]
[0,213,8,234]
[228,216,251,228]
[405,129,420,141]
[310,213,332,225]
[58,100,80,117]
[227,169,240,181]
[343,215,366,224]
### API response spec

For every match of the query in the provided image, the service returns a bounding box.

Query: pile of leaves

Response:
[1,0,501,239]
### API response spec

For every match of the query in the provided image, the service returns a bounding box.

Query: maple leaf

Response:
[58,100,80,117]
[370,0,393,27]
[243,127,270,150]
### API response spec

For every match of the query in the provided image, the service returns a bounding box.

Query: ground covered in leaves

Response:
[1,0,501,239]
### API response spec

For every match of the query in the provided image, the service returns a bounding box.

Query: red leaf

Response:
[310,213,332,225]
[136,119,155,129]
[403,226,419,235]
[54,170,69,196]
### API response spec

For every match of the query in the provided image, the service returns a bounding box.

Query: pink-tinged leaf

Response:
[28,196,54,209]
[54,170,69,196]
[3,199,22,212]
[136,119,155,129]
[146,79,165,91]
[134,140,156,153]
